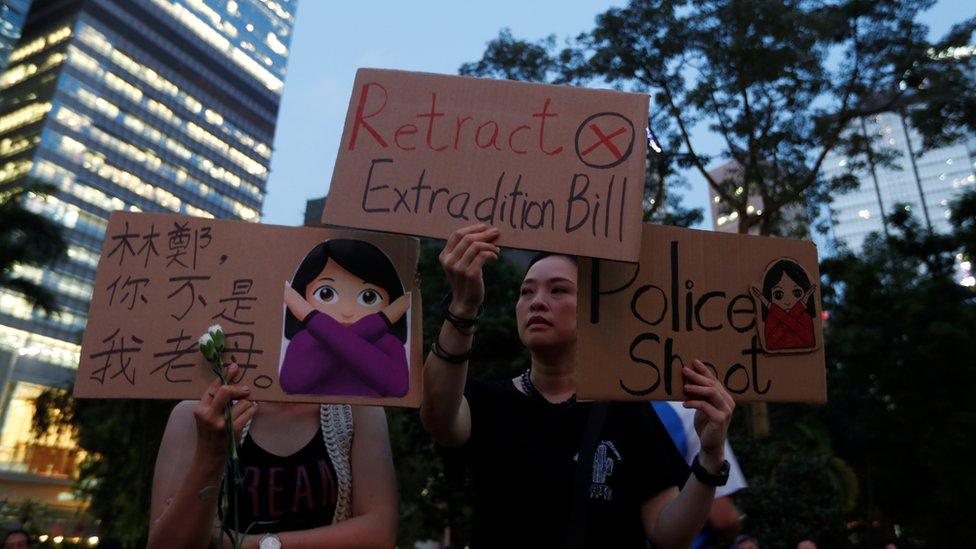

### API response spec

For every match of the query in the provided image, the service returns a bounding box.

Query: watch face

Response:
[260,535,281,549]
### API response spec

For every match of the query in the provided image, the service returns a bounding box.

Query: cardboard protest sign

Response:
[577,224,826,403]
[75,211,423,407]
[323,68,648,262]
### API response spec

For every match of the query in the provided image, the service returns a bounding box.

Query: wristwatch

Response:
[259,533,281,549]
[691,453,730,486]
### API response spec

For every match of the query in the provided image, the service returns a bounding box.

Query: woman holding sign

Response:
[148,364,398,548]
[421,224,736,548]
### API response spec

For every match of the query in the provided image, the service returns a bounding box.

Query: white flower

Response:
[208,324,223,335]
[198,333,214,347]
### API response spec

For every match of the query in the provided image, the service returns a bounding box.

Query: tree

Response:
[32,388,174,548]
[464,0,975,438]
[0,179,67,314]
[821,190,976,545]
[460,29,704,228]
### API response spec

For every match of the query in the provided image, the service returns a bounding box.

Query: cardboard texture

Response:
[75,211,423,407]
[324,68,649,262]
[578,224,826,403]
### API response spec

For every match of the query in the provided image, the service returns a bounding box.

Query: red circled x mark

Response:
[580,124,628,160]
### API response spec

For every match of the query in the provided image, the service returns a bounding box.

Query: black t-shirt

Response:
[222,427,338,534]
[458,378,690,548]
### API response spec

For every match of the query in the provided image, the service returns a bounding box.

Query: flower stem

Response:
[211,356,243,549]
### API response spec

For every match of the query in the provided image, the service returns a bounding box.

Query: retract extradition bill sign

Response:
[323,68,650,262]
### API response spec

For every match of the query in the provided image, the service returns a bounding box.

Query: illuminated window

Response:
[0,159,33,183]
[0,135,38,158]
[0,102,52,134]
[7,25,72,64]
[67,244,100,269]
[73,24,272,161]
[0,383,83,478]
[149,0,284,92]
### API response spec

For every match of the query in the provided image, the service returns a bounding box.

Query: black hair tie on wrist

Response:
[430,338,471,364]
[440,292,482,335]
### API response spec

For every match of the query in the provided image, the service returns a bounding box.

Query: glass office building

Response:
[821,111,976,252]
[0,0,296,508]
[818,110,976,284]
[0,0,32,72]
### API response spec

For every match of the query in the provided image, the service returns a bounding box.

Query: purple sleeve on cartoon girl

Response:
[279,311,408,397]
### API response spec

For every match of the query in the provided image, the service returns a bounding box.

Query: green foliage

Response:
[0,179,67,315]
[460,28,704,228]
[32,388,174,548]
[821,190,976,546]
[727,402,853,548]
[464,1,974,236]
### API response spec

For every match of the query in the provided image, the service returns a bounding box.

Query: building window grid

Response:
[35,136,214,221]
[52,76,263,216]
[146,0,285,94]
[72,21,273,163]
[84,9,277,129]
[6,24,72,66]
[1,48,68,89]
[0,325,80,368]
[60,52,269,194]
[0,70,59,111]
[43,113,249,220]
[57,68,266,209]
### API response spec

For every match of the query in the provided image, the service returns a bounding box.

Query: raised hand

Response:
[382,292,411,325]
[438,224,500,316]
[284,281,314,321]
[682,360,734,468]
[192,364,255,466]
[750,286,770,309]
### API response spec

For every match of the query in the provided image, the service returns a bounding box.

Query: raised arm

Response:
[750,286,770,309]
[148,366,255,549]
[419,224,499,447]
[643,360,735,548]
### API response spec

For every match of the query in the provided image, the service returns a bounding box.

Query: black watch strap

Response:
[691,453,730,486]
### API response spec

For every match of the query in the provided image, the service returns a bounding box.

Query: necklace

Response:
[519,369,576,405]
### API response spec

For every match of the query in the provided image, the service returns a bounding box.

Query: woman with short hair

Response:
[421,224,736,548]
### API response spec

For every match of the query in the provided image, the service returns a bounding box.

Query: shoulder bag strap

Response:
[566,401,609,549]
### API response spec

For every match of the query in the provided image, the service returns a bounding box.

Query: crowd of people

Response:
[0,224,877,548]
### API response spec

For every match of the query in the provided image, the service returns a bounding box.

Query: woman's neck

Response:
[527,344,577,401]
[254,401,320,418]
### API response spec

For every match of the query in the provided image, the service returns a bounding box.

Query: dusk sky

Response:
[263,0,963,228]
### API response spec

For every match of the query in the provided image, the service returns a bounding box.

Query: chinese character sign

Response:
[76,212,423,407]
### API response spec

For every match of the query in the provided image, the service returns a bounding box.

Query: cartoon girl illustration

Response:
[750,258,817,353]
[279,239,410,398]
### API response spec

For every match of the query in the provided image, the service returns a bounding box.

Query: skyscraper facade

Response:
[820,110,976,254]
[0,0,296,509]
[0,0,32,72]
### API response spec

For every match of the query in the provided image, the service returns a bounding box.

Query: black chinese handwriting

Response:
[107,221,139,266]
[151,329,197,383]
[88,329,143,385]
[211,279,256,326]
[106,275,150,310]
[167,221,212,269]
[167,275,211,321]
